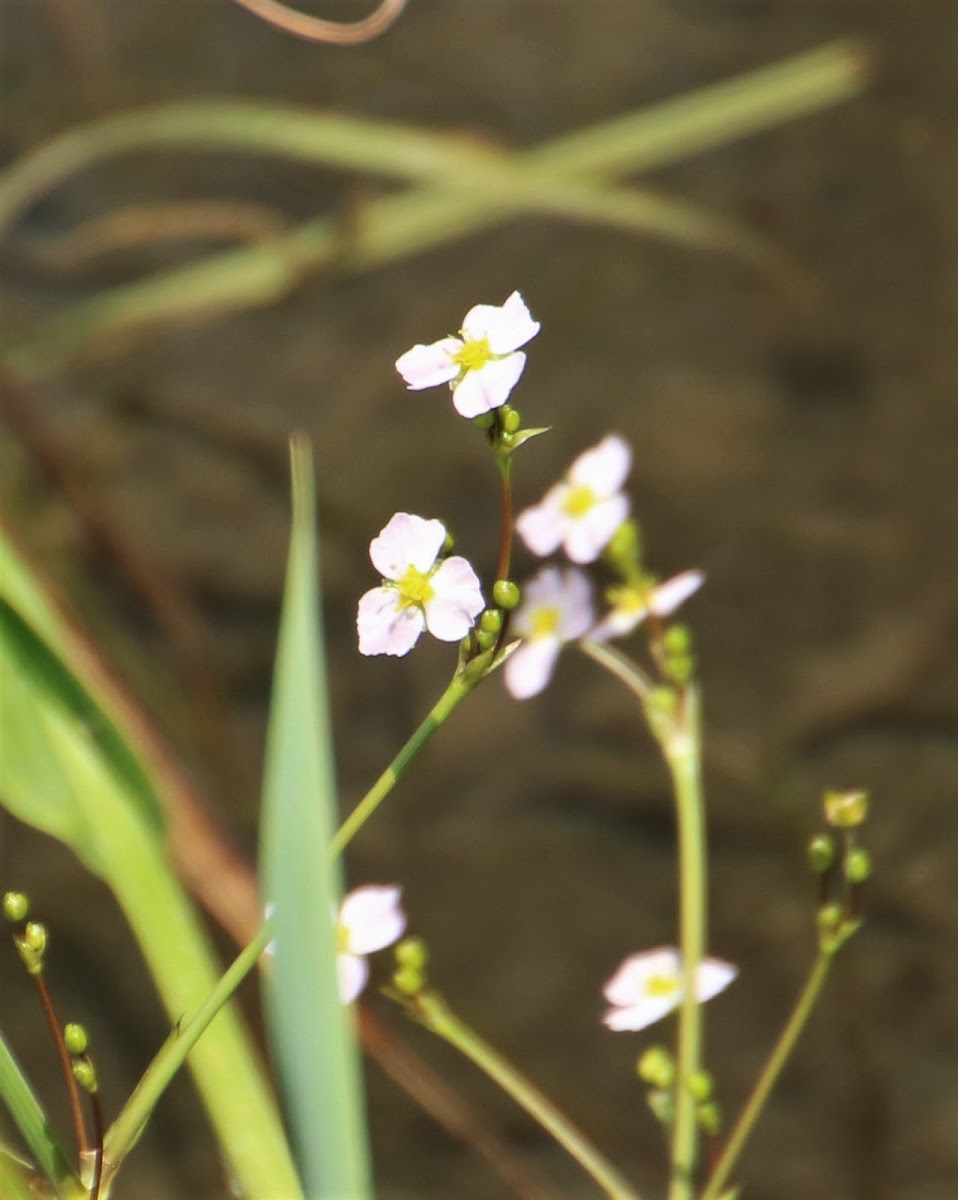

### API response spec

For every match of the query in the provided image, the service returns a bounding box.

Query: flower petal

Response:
[563,494,630,564]
[515,488,569,558]
[340,885,407,956]
[395,338,462,389]
[337,953,369,1004]
[369,512,446,578]
[452,353,526,417]
[649,570,705,617]
[461,291,540,354]
[569,434,632,496]
[357,587,424,656]
[696,957,738,1002]
[424,556,484,641]
[504,636,561,700]
[602,993,680,1032]
[603,947,680,1006]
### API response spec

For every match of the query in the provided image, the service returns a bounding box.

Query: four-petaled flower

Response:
[337,885,407,1004]
[602,946,737,1032]
[358,513,484,657]
[589,570,705,643]
[504,566,595,700]
[516,434,632,564]
[395,291,540,419]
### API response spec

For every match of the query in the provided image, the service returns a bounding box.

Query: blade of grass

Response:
[259,435,372,1199]
[0,1025,77,1194]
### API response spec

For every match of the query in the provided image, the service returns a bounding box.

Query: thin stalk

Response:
[700,951,833,1200]
[665,686,707,1200]
[33,974,89,1162]
[330,672,472,857]
[496,456,514,585]
[417,991,644,1200]
[87,1090,104,1200]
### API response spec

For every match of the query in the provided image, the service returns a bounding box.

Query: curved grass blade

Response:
[0,1025,76,1195]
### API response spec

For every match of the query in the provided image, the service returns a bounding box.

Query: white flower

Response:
[504,566,594,699]
[358,513,484,656]
[602,946,737,1032]
[337,885,407,1004]
[516,434,632,564]
[395,291,540,419]
[589,570,705,643]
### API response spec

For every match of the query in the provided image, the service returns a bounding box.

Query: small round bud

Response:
[637,1044,674,1089]
[479,609,503,635]
[697,1101,722,1136]
[688,1070,714,1103]
[663,625,692,656]
[845,847,872,885]
[647,1087,674,1127]
[64,1024,89,1056]
[23,922,47,954]
[807,834,836,874]
[71,1060,98,1094]
[2,892,29,923]
[492,580,521,610]
[473,412,495,430]
[817,902,843,938]
[395,937,429,971]
[604,520,642,575]
[824,789,869,829]
[501,406,522,434]
[392,965,424,997]
[475,628,497,651]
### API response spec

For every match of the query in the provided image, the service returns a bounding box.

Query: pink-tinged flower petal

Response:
[515,488,568,558]
[337,953,369,1004]
[648,570,705,617]
[395,338,462,389]
[564,494,630,564]
[340,886,407,956]
[603,947,680,1006]
[696,957,738,1002]
[512,566,595,641]
[569,434,631,496]
[601,946,737,1033]
[461,291,540,354]
[369,513,446,579]
[504,636,561,700]
[602,993,680,1032]
[452,353,526,417]
[357,588,425,656]
[424,556,484,641]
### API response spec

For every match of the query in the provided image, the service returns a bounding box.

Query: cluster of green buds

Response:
[64,1022,99,1096]
[3,890,48,976]
[637,1045,723,1136]
[807,789,871,954]
[391,936,430,999]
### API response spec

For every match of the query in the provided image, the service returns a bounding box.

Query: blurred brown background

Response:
[1,2,956,1198]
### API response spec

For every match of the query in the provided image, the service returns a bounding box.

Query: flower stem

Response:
[496,456,514,585]
[330,672,473,857]
[664,685,706,1200]
[700,950,833,1200]
[33,973,89,1163]
[415,990,645,1200]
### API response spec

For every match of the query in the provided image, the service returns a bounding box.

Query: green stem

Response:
[102,924,272,1193]
[496,455,514,585]
[330,672,473,857]
[417,991,644,1200]
[665,686,707,1200]
[700,950,833,1200]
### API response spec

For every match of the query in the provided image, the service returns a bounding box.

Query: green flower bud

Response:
[817,902,843,940]
[479,609,503,635]
[845,847,872,885]
[807,834,836,874]
[604,519,642,577]
[647,1087,674,1127]
[688,1070,714,1103]
[71,1060,98,1094]
[637,1044,674,1089]
[392,965,424,997]
[395,937,429,971]
[2,892,29,923]
[824,789,869,829]
[475,628,497,651]
[64,1024,89,1056]
[492,580,521,610]
[697,1101,722,1136]
[473,412,495,430]
[501,406,522,434]
[663,625,692,656]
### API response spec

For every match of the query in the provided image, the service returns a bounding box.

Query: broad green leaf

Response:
[260,437,372,1199]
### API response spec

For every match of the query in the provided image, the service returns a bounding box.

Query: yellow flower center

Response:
[531,606,560,638]
[644,972,681,998]
[562,484,597,518]
[336,922,351,954]
[396,565,435,609]
[455,336,494,373]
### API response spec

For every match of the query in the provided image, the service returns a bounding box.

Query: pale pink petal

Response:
[395,338,462,389]
[504,637,561,700]
[649,570,705,617]
[602,993,679,1032]
[564,494,630,564]
[461,291,540,354]
[603,947,679,1006]
[369,513,446,578]
[696,957,738,1002]
[357,588,424,656]
[337,953,369,1004]
[424,557,484,640]
[340,886,407,956]
[452,353,526,417]
[515,488,569,558]
[511,566,594,640]
[569,434,632,496]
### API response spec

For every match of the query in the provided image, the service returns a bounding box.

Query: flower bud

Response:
[479,609,503,635]
[637,1044,674,1089]
[395,937,429,971]
[501,406,522,434]
[688,1069,714,1103]
[697,1101,722,1135]
[492,580,521,610]
[392,965,424,997]
[72,1060,98,1094]
[64,1024,89,1056]
[823,789,869,829]
[807,834,835,874]
[647,1087,674,1126]
[2,892,29,923]
[845,847,872,885]
[475,628,497,651]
